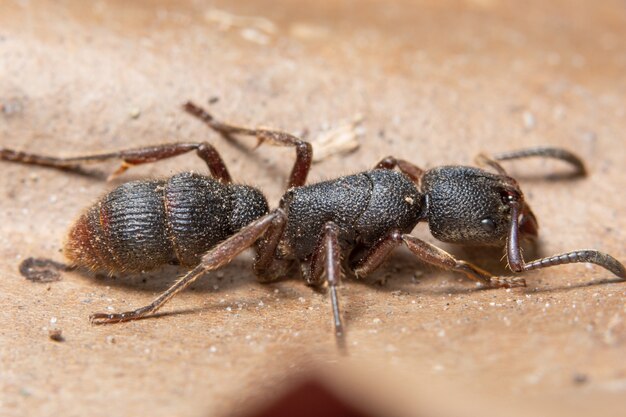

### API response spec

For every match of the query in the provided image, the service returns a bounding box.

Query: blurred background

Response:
[1,1,625,416]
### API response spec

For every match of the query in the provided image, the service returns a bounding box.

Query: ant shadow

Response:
[345,248,501,296]
[73,257,258,295]
[343,242,622,296]
[16,163,109,181]
[53,239,622,325]
[529,277,625,293]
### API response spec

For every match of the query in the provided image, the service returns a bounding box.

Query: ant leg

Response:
[306,222,345,339]
[1,142,232,183]
[353,231,404,279]
[252,209,293,282]
[375,156,424,184]
[476,147,586,176]
[506,201,625,279]
[353,231,526,288]
[184,101,312,188]
[89,210,281,324]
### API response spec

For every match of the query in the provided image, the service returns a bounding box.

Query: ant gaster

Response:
[2,102,624,341]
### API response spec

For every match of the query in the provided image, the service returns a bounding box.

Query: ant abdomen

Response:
[64,172,268,273]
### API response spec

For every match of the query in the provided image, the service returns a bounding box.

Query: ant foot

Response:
[489,276,526,288]
[90,308,148,324]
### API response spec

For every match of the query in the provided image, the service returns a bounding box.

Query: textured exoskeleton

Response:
[2,102,623,344]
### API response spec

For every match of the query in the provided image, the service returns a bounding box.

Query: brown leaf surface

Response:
[1,1,625,416]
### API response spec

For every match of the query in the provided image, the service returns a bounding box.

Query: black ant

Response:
[2,102,624,342]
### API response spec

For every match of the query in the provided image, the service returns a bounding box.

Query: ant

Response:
[2,102,624,342]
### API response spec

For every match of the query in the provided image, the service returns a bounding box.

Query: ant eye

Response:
[480,218,496,232]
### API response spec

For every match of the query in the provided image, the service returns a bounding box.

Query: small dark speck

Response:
[208,96,220,105]
[49,328,65,342]
[1,98,24,116]
[572,373,589,385]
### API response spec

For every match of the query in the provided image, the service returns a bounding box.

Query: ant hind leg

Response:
[90,210,282,324]
[1,142,233,183]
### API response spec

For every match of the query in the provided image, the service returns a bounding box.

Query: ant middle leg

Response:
[304,222,345,340]
[375,156,424,184]
[353,231,526,288]
[89,210,282,324]
[183,101,312,188]
[0,142,233,183]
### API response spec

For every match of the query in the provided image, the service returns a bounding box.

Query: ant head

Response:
[421,166,538,246]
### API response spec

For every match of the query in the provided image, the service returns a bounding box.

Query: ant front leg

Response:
[353,230,526,288]
[0,142,233,183]
[184,102,312,189]
[505,201,626,279]
[90,210,282,324]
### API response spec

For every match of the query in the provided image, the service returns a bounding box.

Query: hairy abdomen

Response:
[64,173,268,273]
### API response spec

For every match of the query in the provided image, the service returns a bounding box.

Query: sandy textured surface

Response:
[1,1,625,416]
